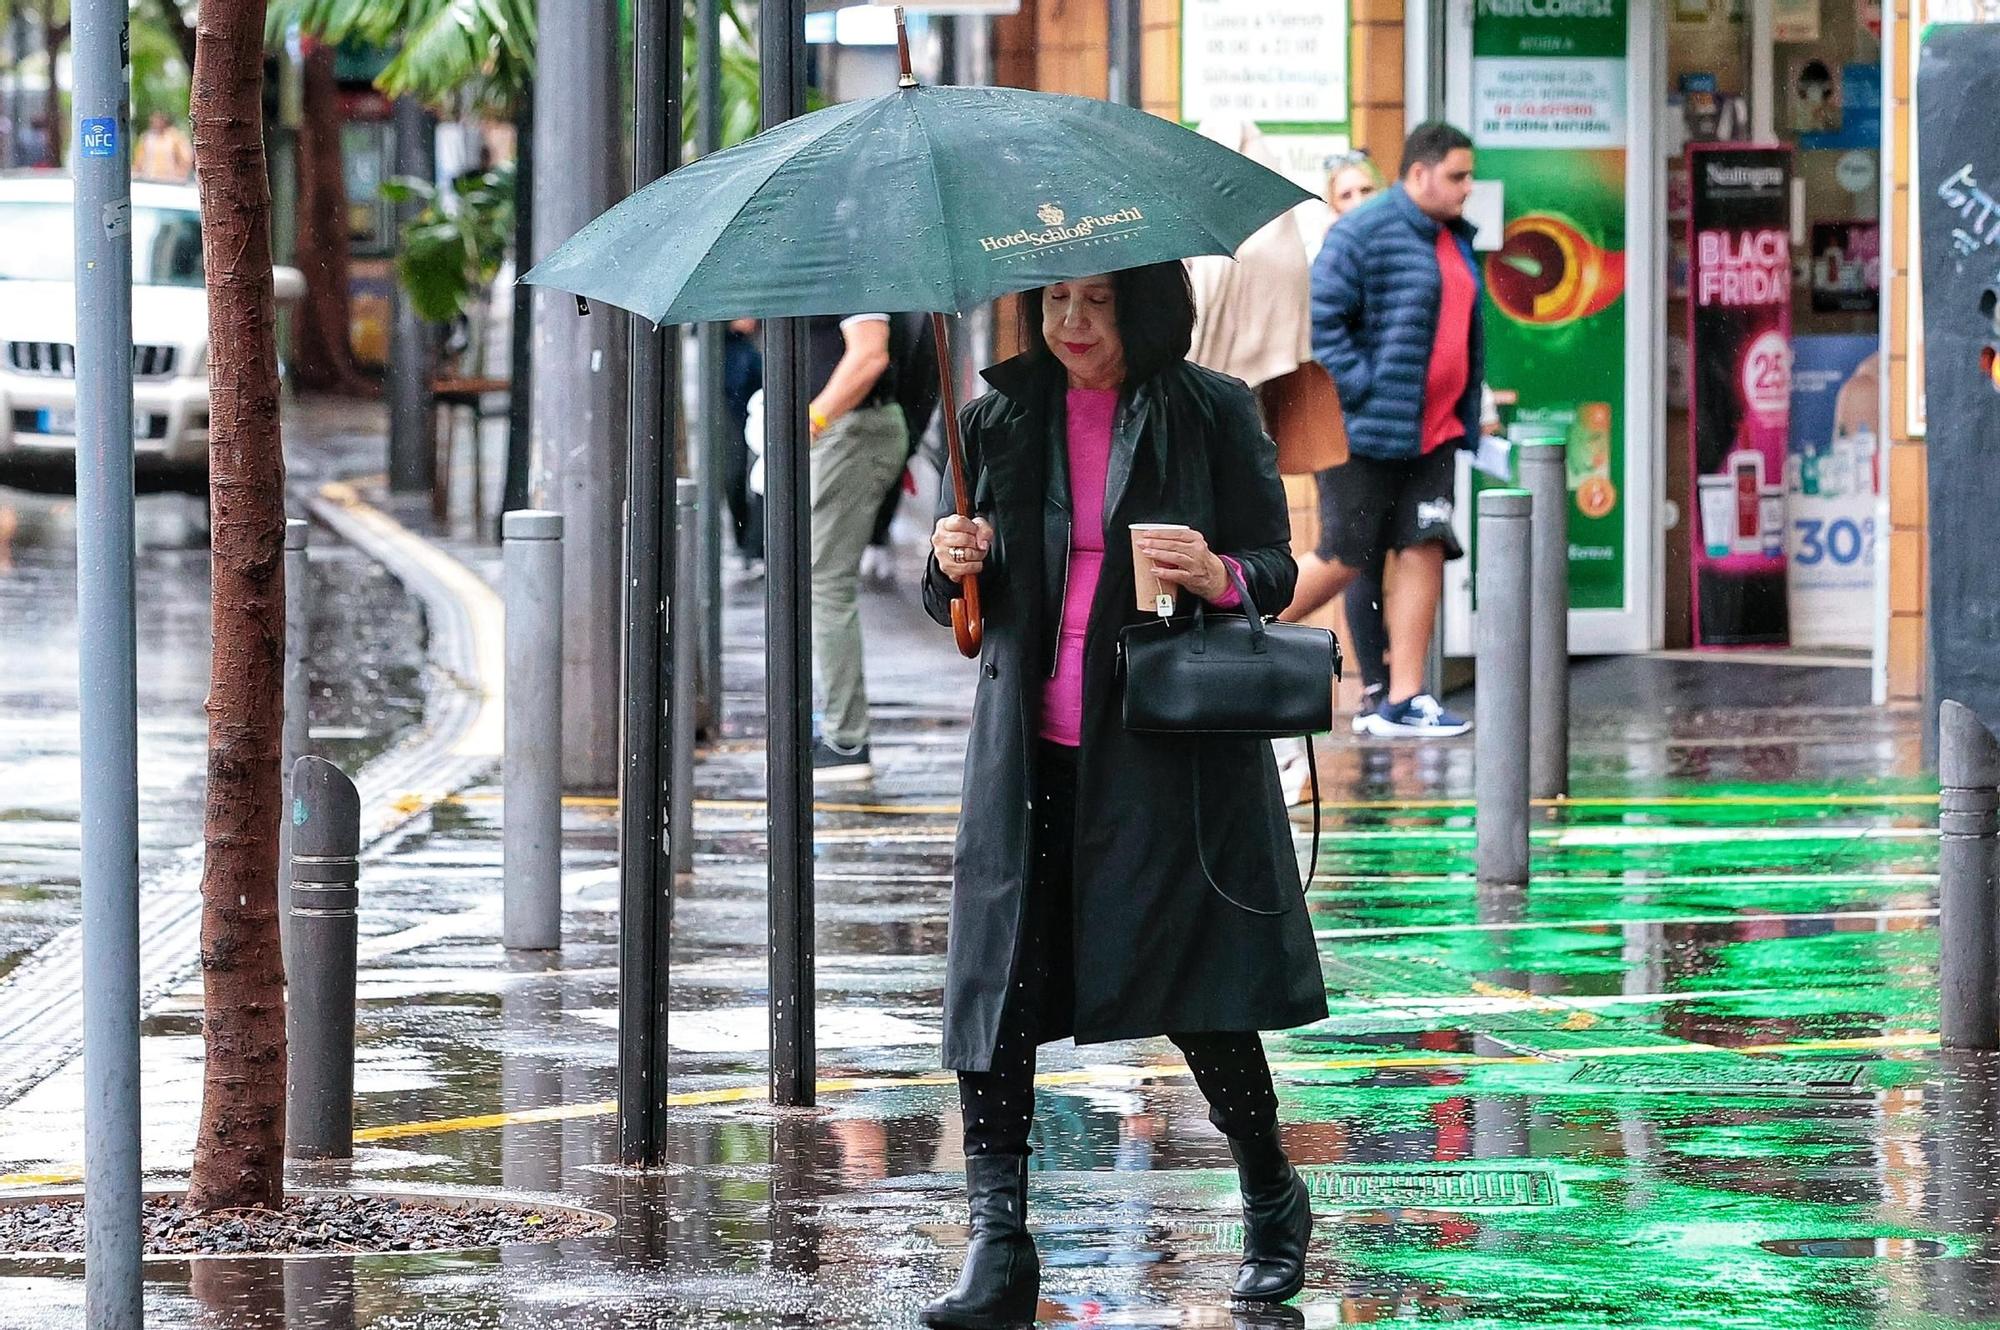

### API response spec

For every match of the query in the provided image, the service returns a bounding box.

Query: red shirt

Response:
[1421,228,1475,454]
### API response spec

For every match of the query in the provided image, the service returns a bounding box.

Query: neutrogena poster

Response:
[1687,144,1794,647]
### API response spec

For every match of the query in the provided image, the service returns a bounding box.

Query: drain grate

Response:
[1567,1059,1867,1094]
[1299,1166,1558,1209]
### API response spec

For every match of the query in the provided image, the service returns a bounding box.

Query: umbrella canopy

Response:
[521,82,1314,324]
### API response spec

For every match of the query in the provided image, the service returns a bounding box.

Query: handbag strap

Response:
[1191,733,1321,917]
[1191,559,1268,649]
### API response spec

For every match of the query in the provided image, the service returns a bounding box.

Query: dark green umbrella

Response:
[520,84,1311,325]
[523,26,1312,655]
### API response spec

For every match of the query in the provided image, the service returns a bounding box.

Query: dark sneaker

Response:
[1349,684,1386,735]
[1358,693,1472,739]
[811,739,874,784]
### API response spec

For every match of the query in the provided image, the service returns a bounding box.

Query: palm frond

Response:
[266,0,533,104]
[270,0,756,135]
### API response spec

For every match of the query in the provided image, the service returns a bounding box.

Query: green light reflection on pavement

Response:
[1211,777,1987,1326]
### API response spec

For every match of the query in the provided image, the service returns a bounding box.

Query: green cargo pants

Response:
[811,402,908,751]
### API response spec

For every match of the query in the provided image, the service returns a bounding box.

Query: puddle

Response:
[1758,1237,1948,1259]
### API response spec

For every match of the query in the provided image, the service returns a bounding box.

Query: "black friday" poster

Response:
[1687,144,1794,646]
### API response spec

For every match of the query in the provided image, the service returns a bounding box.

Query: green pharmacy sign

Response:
[1472,0,1630,612]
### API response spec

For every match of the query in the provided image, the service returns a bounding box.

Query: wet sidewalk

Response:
[1,485,1989,1328]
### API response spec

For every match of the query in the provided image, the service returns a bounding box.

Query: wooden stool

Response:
[431,375,510,525]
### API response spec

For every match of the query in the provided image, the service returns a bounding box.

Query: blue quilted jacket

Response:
[1309,185,1484,461]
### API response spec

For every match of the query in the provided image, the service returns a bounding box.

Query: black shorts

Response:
[1314,446,1467,567]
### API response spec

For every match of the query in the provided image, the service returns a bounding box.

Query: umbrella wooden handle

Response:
[932,311,984,660]
[951,576,983,658]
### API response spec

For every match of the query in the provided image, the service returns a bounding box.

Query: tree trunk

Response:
[186,0,288,1214]
[290,41,366,394]
[39,12,66,166]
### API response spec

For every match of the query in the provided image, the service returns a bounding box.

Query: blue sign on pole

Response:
[79,117,118,158]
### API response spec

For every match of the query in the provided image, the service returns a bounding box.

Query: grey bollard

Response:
[286,756,362,1160]
[1939,700,2000,1049]
[1517,444,1569,800]
[1475,489,1533,885]
[279,518,311,981]
[503,510,565,949]
[671,479,699,877]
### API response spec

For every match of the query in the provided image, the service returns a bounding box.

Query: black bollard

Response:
[285,756,362,1159]
[1939,700,2000,1050]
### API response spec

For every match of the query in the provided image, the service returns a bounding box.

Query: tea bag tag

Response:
[1154,592,1175,618]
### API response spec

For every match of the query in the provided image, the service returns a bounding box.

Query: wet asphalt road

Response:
[0,479,425,986]
[0,418,1984,1329]
[0,525,1983,1329]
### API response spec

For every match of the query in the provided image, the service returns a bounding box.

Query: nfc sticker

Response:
[79,117,117,158]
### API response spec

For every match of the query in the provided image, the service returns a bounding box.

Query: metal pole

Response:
[617,0,682,1166]
[387,96,437,495]
[73,1,141,1319]
[279,518,311,977]
[1518,443,1569,800]
[531,0,629,790]
[762,0,815,1108]
[1475,490,1533,886]
[695,0,726,737]
[1107,0,1143,107]
[501,82,535,526]
[672,480,700,877]
[505,510,566,950]
[285,756,362,1160]
[1939,699,2000,1049]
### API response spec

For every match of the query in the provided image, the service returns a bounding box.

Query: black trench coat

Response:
[922,353,1328,1072]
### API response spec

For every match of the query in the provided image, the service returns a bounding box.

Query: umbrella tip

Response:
[895,6,917,88]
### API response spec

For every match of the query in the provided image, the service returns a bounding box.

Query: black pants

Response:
[1344,568,1389,695]
[957,743,1280,1157]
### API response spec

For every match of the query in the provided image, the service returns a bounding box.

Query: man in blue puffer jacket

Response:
[1283,122,1482,739]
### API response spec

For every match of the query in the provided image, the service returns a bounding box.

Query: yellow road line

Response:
[443,792,962,816]
[352,1099,619,1141]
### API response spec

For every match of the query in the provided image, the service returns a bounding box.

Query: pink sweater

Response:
[1040,388,1240,747]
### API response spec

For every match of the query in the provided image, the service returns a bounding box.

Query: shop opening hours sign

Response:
[1180,0,1349,128]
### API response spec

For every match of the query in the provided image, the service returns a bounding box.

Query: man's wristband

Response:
[809,406,830,433]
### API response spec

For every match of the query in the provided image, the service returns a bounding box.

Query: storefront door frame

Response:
[1429,0,1666,657]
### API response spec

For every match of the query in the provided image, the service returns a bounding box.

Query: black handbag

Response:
[1116,564,1340,739]
[1115,563,1340,904]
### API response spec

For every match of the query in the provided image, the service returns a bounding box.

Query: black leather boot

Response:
[1228,1129,1311,1303]
[922,1152,1040,1329]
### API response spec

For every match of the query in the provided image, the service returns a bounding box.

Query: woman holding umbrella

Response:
[923,262,1327,1325]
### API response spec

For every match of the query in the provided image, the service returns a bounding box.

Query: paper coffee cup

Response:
[1130,523,1190,617]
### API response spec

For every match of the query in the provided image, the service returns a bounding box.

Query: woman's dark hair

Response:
[1016,261,1197,385]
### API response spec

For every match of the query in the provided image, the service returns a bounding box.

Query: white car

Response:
[0,171,303,490]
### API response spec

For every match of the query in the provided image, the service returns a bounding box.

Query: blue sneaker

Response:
[1358,693,1472,739]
